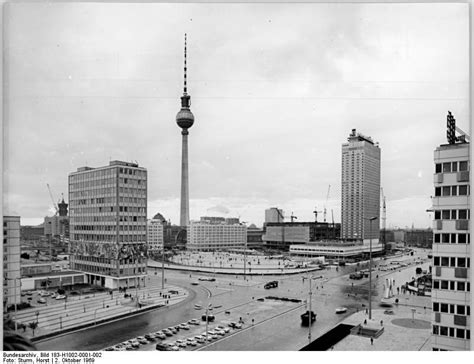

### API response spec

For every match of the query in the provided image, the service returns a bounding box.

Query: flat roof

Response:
[22,270,85,278]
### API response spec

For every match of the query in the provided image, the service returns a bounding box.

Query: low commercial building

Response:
[405,229,433,248]
[247,226,264,250]
[187,218,246,251]
[263,222,341,251]
[290,240,383,260]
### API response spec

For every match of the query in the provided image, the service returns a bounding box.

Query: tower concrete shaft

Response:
[180,129,190,226]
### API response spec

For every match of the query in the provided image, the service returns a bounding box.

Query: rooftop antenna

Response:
[184,33,187,95]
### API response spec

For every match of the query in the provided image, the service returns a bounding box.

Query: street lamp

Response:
[302,275,323,344]
[364,216,378,320]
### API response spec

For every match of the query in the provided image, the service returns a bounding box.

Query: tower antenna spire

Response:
[184,33,187,95]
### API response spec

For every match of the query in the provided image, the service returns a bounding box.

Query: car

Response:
[179,323,190,330]
[209,334,218,340]
[39,291,50,297]
[215,330,225,336]
[228,322,242,329]
[198,277,216,282]
[188,319,200,325]
[137,337,148,345]
[168,290,179,295]
[195,336,205,344]
[37,298,46,304]
[168,327,178,334]
[165,342,180,351]
[144,334,156,341]
[191,282,199,286]
[175,340,187,348]
[162,329,173,337]
[130,340,140,348]
[155,343,169,351]
[335,307,347,314]
[217,325,230,333]
[154,332,166,340]
[194,304,202,310]
[187,339,197,346]
[55,295,66,300]
[264,281,278,289]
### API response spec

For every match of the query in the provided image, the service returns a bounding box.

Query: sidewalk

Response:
[332,293,432,351]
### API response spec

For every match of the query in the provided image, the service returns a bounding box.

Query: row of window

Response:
[433,280,470,292]
[432,325,470,339]
[72,234,147,242]
[73,225,146,232]
[70,207,146,215]
[434,185,469,197]
[434,233,470,244]
[433,302,470,315]
[433,256,470,268]
[434,209,470,220]
[435,161,469,173]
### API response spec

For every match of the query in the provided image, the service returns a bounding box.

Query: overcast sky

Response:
[2,2,469,229]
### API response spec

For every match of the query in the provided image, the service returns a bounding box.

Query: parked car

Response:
[155,343,169,351]
[168,327,178,334]
[187,339,197,346]
[188,319,200,325]
[228,322,242,329]
[195,336,205,344]
[37,298,46,304]
[179,323,190,330]
[264,281,278,289]
[162,329,173,337]
[144,334,156,341]
[191,282,199,286]
[198,277,216,282]
[201,314,215,322]
[55,295,66,300]
[175,340,187,348]
[154,332,166,340]
[137,336,148,345]
[217,325,230,333]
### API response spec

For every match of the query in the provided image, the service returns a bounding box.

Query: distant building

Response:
[262,222,341,251]
[290,240,377,259]
[44,215,69,238]
[200,216,226,224]
[3,216,21,308]
[431,119,471,351]
[163,224,186,249]
[341,129,381,243]
[247,226,264,250]
[265,208,284,224]
[68,160,147,289]
[20,225,44,241]
[404,229,433,248]
[147,219,164,253]
[187,217,246,251]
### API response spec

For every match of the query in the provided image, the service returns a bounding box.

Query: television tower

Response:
[176,34,194,227]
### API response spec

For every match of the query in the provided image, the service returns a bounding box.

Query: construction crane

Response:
[323,185,331,222]
[47,183,59,216]
[290,212,298,223]
[313,207,323,223]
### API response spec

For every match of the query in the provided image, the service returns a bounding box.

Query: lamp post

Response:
[365,216,378,320]
[161,247,165,290]
[302,275,323,344]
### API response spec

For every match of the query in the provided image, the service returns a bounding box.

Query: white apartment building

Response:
[341,129,381,247]
[431,140,471,351]
[147,219,164,253]
[3,216,21,308]
[68,161,147,289]
[187,218,246,251]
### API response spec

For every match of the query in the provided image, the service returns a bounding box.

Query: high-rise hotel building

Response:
[341,129,381,247]
[431,127,471,350]
[68,161,147,289]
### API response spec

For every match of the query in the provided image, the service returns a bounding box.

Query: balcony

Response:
[455,220,469,230]
[457,171,469,182]
[433,173,444,184]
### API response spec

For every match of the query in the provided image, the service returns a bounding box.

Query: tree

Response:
[28,321,39,336]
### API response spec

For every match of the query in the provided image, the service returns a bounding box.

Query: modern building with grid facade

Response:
[68,161,147,289]
[431,139,471,351]
[3,215,21,308]
[147,219,164,253]
[187,218,246,251]
[341,129,381,249]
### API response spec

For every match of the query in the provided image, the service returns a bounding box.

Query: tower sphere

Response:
[176,107,194,129]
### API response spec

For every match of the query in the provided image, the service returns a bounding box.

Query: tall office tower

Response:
[265,208,285,224]
[3,215,21,309]
[341,129,381,243]
[176,34,194,227]
[68,161,147,289]
[431,112,471,351]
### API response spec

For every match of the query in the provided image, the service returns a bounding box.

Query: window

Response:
[435,187,441,197]
[435,164,442,173]
[456,329,465,339]
[441,303,449,312]
[443,163,451,173]
[451,210,457,219]
[452,162,458,172]
[449,327,455,337]
[450,304,455,314]
[440,326,448,336]
[451,186,458,196]
[459,209,468,219]
[442,186,451,196]
[441,281,449,290]
[458,234,467,244]
[433,302,439,311]
[457,306,465,315]
[442,210,450,219]
[442,234,450,243]
[433,280,440,289]
[434,257,440,266]
[459,185,468,195]
[441,257,449,266]
[458,258,466,268]
[434,211,441,220]
[451,234,457,243]
[450,281,455,291]
[434,234,440,243]
[450,257,456,267]
[459,161,468,171]
[433,325,439,335]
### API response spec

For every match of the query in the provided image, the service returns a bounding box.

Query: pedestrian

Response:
[370,337,373,346]
[380,320,383,326]
[364,319,367,325]
[365,308,368,315]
